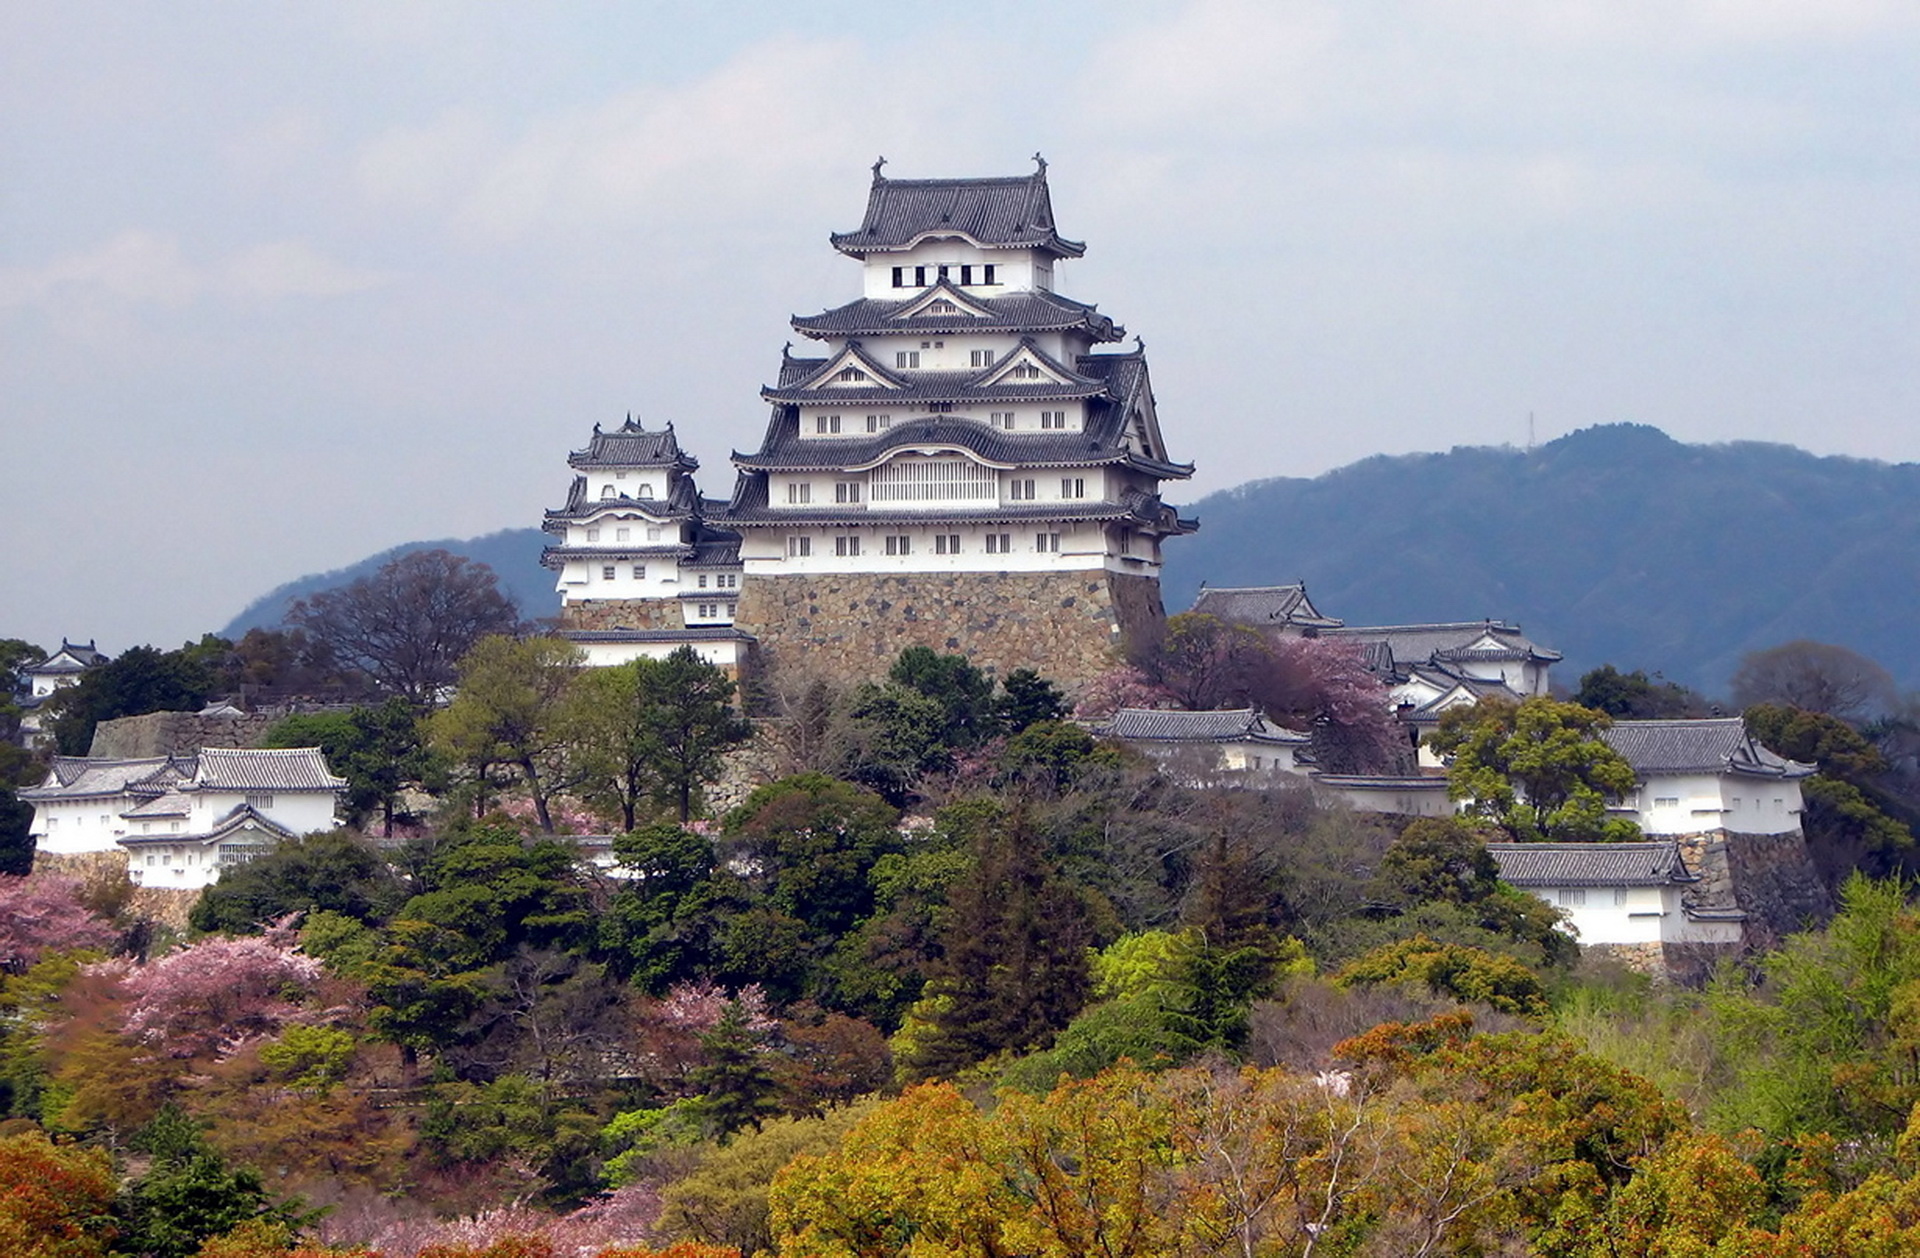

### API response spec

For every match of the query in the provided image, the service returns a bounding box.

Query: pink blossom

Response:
[1074,665,1178,720]
[0,875,118,971]
[117,934,324,1059]
[656,979,775,1034]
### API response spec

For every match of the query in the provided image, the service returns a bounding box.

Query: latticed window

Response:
[870,457,996,503]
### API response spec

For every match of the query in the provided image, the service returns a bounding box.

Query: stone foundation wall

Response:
[89,711,281,758]
[1675,829,1833,954]
[559,598,684,632]
[33,850,198,934]
[733,569,1163,693]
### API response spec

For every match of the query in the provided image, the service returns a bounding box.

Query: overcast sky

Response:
[6,1,1919,654]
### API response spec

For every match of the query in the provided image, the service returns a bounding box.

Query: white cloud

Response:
[0,232,391,312]
[220,240,391,298]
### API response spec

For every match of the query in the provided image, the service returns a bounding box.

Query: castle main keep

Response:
[543,159,1197,690]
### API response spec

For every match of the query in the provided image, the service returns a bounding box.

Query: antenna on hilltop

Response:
[1527,411,1536,453]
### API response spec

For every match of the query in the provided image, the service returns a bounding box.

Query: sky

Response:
[5,1,1920,654]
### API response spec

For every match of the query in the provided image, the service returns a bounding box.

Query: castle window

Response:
[929,300,958,315]
[601,485,616,499]
[718,574,737,588]
[1040,410,1066,429]
[1061,477,1086,499]
[615,471,627,479]
[698,603,716,618]
[835,481,863,504]
[615,527,630,542]
[1008,478,1036,501]
[871,457,996,503]
[1036,532,1060,552]
[146,854,154,867]
[927,402,954,413]
[632,565,646,579]
[865,413,891,432]
[247,793,273,810]
[788,536,811,557]
[937,265,949,282]
[1558,888,1587,907]
[699,575,709,588]
[727,602,736,617]
[1118,531,1133,556]
[1614,888,1630,907]
[885,535,912,556]
[787,483,812,504]
[892,266,905,288]
[914,266,927,286]
[603,565,617,580]
[836,535,861,557]
[934,534,960,555]
[837,367,868,383]
[815,414,842,434]
[647,527,663,541]
[1010,363,1041,380]
[640,484,655,499]
[960,264,973,285]
[895,351,920,369]
[983,264,996,285]
[991,411,1014,429]
[586,527,601,542]
[1654,796,1679,808]
[985,533,1011,554]
[971,349,996,368]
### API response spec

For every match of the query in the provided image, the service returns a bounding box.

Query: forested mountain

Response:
[220,425,1920,691]
[220,528,559,638]
[1163,424,1920,692]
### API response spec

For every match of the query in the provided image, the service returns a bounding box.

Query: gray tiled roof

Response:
[830,167,1086,259]
[122,790,192,818]
[1320,621,1562,666]
[720,477,1196,534]
[24,641,104,675]
[22,756,185,800]
[1602,719,1814,779]
[193,748,345,793]
[1105,707,1311,745]
[1487,841,1698,888]
[1190,584,1344,630]
[118,804,295,849]
[732,353,1190,482]
[791,286,1121,341]
[544,471,702,528]
[567,420,697,471]
[764,337,1106,405]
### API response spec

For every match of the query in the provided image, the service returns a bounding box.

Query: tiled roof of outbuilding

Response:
[1601,719,1814,779]
[830,165,1085,258]
[1105,707,1311,745]
[192,748,345,793]
[1320,621,1562,667]
[1487,841,1698,888]
[1190,584,1344,630]
[22,757,186,800]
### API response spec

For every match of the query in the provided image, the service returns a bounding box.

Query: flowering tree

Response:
[114,929,324,1060]
[1262,636,1402,773]
[0,875,118,972]
[1072,665,1177,721]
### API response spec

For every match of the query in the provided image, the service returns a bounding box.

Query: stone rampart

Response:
[559,598,685,632]
[89,711,280,758]
[1675,829,1835,952]
[732,569,1165,693]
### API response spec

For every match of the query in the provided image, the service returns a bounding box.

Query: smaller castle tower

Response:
[543,419,750,671]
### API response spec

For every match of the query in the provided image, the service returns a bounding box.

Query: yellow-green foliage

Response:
[1335,934,1548,1016]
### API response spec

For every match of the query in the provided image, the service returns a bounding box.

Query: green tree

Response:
[993,667,1067,734]
[114,1105,306,1258]
[565,661,659,831]
[838,682,949,805]
[1747,703,1916,880]
[907,805,1093,1077]
[641,646,753,824]
[1430,696,1640,842]
[601,823,726,992]
[888,646,997,748]
[45,640,224,755]
[1573,664,1706,719]
[723,775,902,944]
[693,1001,782,1138]
[264,697,435,835]
[188,830,403,935]
[430,635,582,831]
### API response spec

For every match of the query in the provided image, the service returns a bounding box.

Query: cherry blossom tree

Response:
[0,874,118,972]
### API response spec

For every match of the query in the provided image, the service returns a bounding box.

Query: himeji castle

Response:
[542,158,1197,688]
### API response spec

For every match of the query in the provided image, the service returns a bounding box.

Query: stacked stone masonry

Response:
[734,569,1166,692]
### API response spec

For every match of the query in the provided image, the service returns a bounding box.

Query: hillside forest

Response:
[10,554,1920,1255]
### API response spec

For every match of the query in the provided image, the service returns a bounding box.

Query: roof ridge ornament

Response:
[1033,152,1047,175]
[872,155,887,183]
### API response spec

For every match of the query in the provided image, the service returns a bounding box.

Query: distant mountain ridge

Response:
[219,529,559,640]
[1162,424,1920,692]
[220,426,1920,692]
